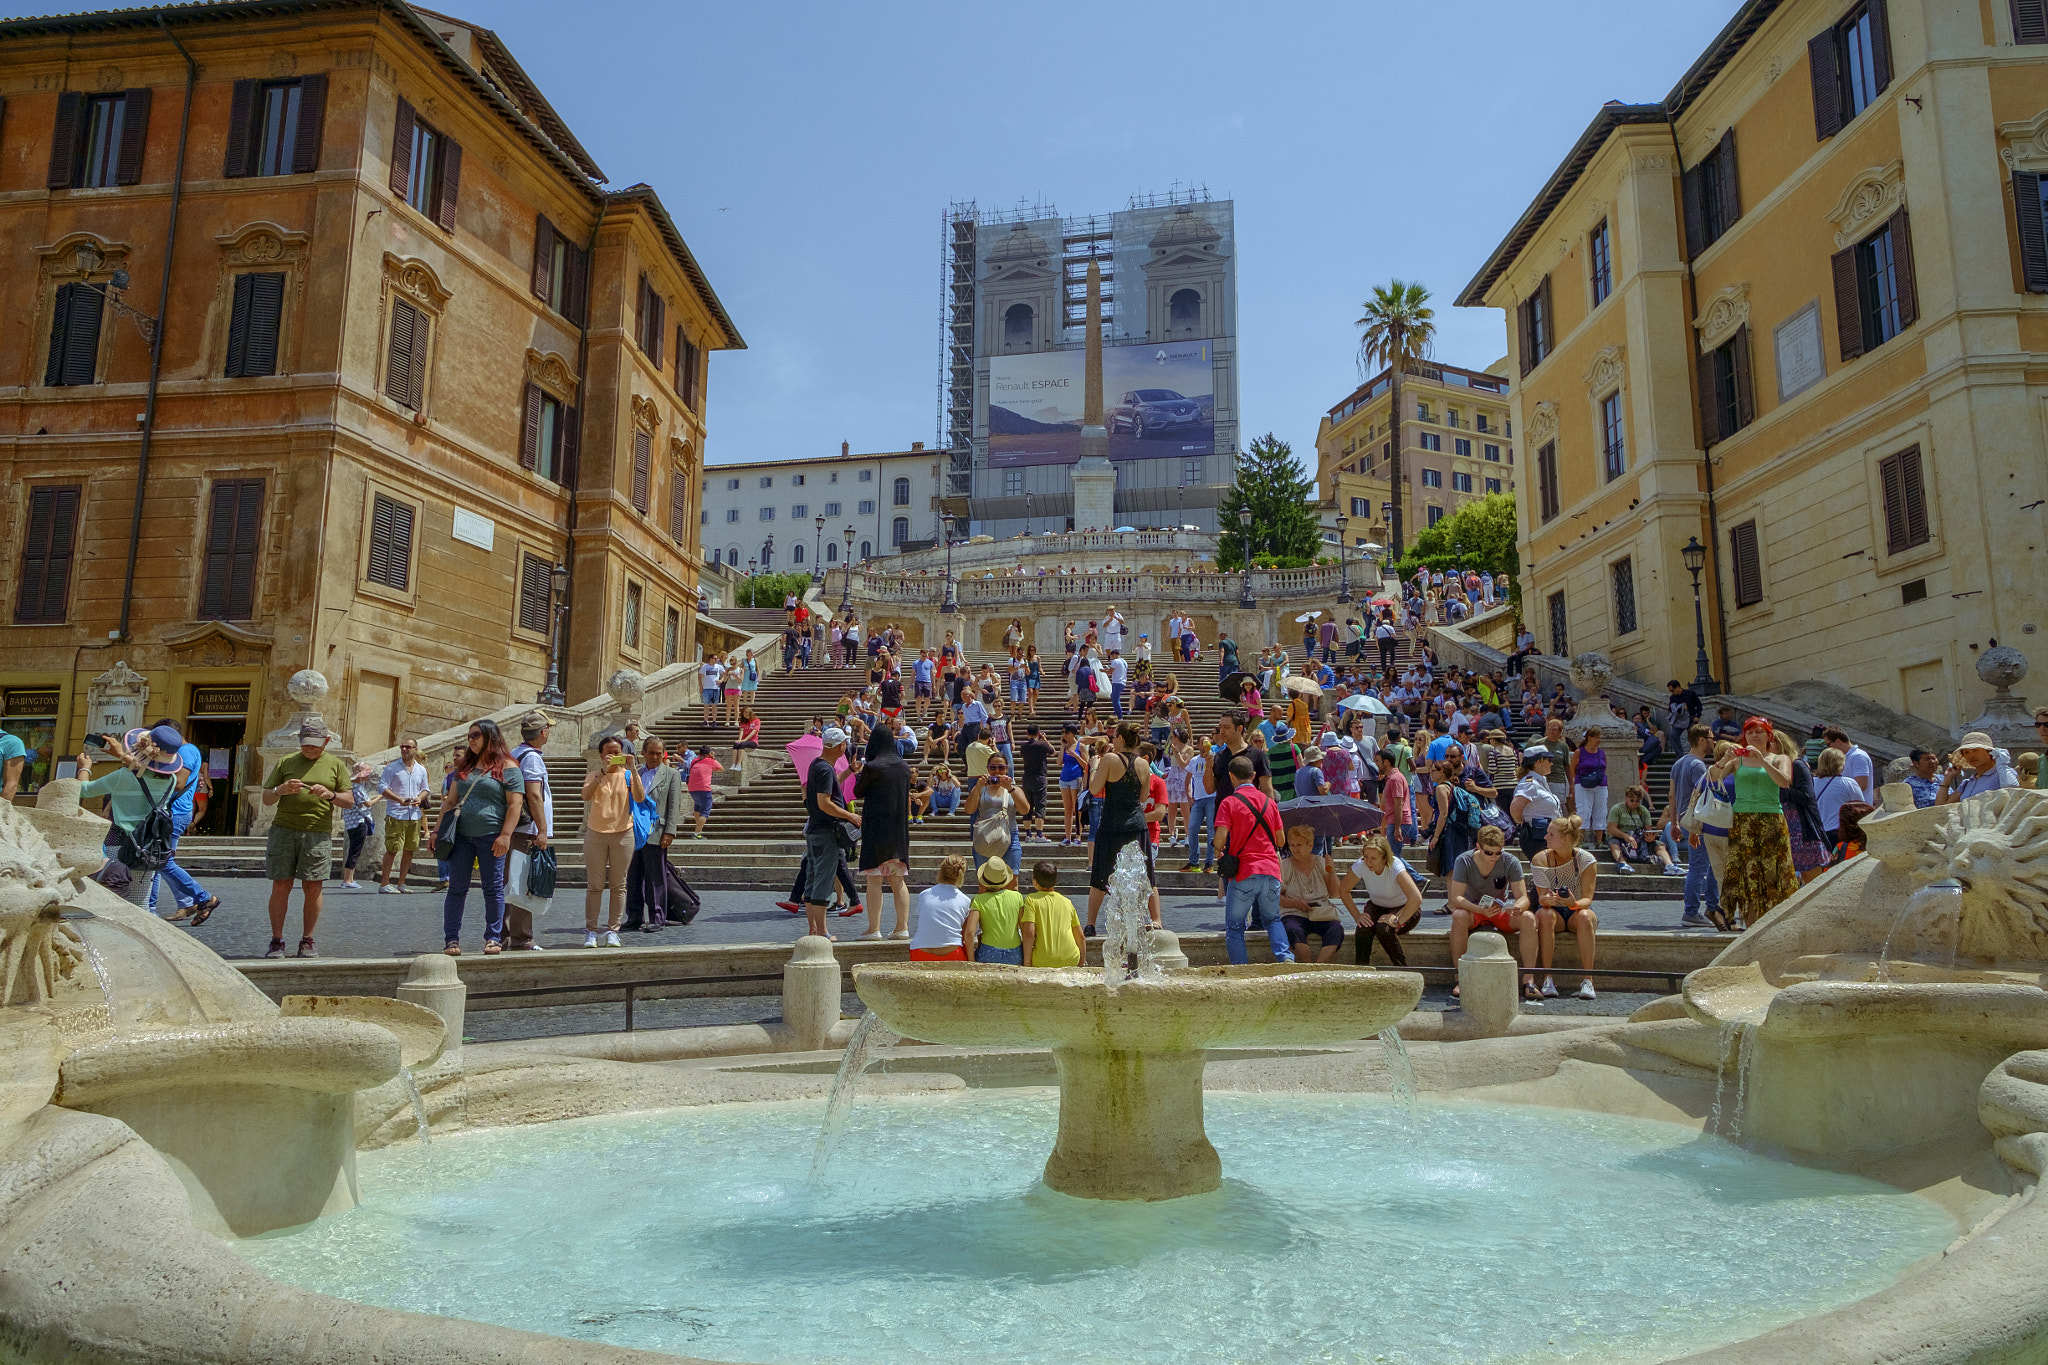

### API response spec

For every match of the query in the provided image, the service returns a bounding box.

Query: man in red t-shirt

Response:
[1214,754,1293,964]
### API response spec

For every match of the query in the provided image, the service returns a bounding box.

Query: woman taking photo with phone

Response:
[440,718,524,956]
[962,752,1031,876]
[1708,717,1797,929]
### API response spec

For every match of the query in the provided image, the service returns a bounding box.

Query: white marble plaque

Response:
[451,508,495,551]
[1775,301,1825,403]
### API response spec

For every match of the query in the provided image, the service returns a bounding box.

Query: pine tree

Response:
[1218,434,1321,569]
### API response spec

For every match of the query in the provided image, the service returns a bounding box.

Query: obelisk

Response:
[1070,259,1117,532]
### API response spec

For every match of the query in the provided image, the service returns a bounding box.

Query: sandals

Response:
[483,940,503,955]
[444,941,462,956]
[1522,981,1544,1002]
[186,896,220,927]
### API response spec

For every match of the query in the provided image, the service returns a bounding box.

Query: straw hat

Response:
[977,857,1013,889]
[1957,731,1996,754]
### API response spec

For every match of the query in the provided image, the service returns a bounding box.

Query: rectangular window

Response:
[791,503,808,519]
[1878,445,1931,554]
[665,607,681,666]
[1452,471,1473,493]
[623,582,642,649]
[1831,211,1917,361]
[1600,391,1625,481]
[677,332,700,407]
[1548,590,1568,656]
[633,275,665,365]
[1454,438,1471,457]
[2017,0,2048,43]
[1003,471,1024,496]
[200,479,264,621]
[859,499,876,515]
[384,298,428,410]
[792,474,805,486]
[859,470,873,482]
[1447,409,1461,429]
[1485,477,1503,494]
[1698,326,1756,444]
[390,101,458,231]
[1476,414,1493,434]
[1590,219,1613,304]
[1683,130,1741,258]
[516,553,551,634]
[1420,468,1443,488]
[223,272,286,378]
[366,492,414,592]
[1418,432,1442,452]
[252,82,302,177]
[1730,519,1764,607]
[1416,402,1433,421]
[1349,497,1368,517]
[1810,1,1892,139]
[670,473,689,545]
[43,282,105,387]
[758,476,773,489]
[1611,557,1638,636]
[726,478,740,490]
[14,486,81,624]
[1537,441,1560,522]
[81,93,127,188]
[1483,443,1501,462]
[1182,458,1204,485]
[48,88,151,190]
[759,507,775,521]
[1517,276,1554,375]
[631,431,652,513]
[1427,505,1445,527]
[528,215,588,325]
[2013,169,2048,292]
[725,509,739,523]
[824,501,841,517]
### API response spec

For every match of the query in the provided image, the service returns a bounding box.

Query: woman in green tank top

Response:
[1707,717,1797,929]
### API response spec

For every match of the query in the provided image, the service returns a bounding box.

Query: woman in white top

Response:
[907,854,973,961]
[1508,748,1564,860]
[1529,814,1599,999]
[1812,747,1858,840]
[1338,833,1422,967]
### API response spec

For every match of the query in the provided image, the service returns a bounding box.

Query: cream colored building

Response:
[701,442,944,571]
[1459,0,2048,732]
[1314,359,1516,549]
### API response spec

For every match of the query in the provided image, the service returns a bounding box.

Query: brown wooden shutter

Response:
[632,431,652,512]
[559,406,579,486]
[675,324,686,393]
[1681,163,1706,259]
[648,293,665,367]
[1888,207,1919,329]
[517,553,551,633]
[669,464,688,542]
[367,493,414,590]
[1879,451,1910,552]
[1809,28,1843,140]
[224,273,254,377]
[1697,348,1722,446]
[201,480,264,620]
[1515,298,1533,376]
[114,87,150,184]
[1900,446,1929,547]
[45,283,103,387]
[684,338,701,407]
[1831,245,1865,361]
[1717,127,1740,229]
[1731,325,1756,431]
[386,300,422,407]
[519,383,543,470]
[531,216,556,298]
[390,98,415,197]
[565,241,588,326]
[225,271,285,378]
[1730,520,1762,606]
[1537,442,1559,521]
[1538,276,1553,360]
[224,79,257,177]
[47,91,82,188]
[1881,447,1930,552]
[2015,171,2048,292]
[291,73,327,174]
[15,486,80,624]
[433,138,461,229]
[1869,0,1894,91]
[2017,0,2048,43]
[407,308,429,407]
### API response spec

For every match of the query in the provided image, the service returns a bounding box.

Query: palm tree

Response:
[1355,280,1436,560]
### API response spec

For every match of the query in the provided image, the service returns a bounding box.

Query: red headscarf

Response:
[1741,715,1774,737]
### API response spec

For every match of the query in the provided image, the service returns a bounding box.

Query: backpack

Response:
[1448,783,1483,834]
[118,769,178,873]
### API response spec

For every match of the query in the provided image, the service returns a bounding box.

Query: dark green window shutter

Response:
[290,73,326,173]
[1809,28,1843,140]
[114,86,150,184]
[2015,171,2048,292]
[15,486,81,623]
[47,91,82,188]
[224,79,257,177]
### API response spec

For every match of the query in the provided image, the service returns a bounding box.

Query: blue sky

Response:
[19,0,1745,471]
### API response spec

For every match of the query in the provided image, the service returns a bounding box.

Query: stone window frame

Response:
[1725,507,1772,617]
[32,232,131,389]
[510,540,556,646]
[1606,550,1641,641]
[619,574,647,660]
[355,482,422,612]
[376,253,451,416]
[1860,418,1942,578]
[209,222,311,380]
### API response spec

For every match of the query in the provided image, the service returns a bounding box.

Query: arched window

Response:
[826,542,839,563]
[892,516,910,546]
[861,540,872,560]
[792,542,805,564]
[893,476,911,506]
[1003,302,1033,349]
[760,541,773,567]
[1169,288,1201,336]
[725,546,740,565]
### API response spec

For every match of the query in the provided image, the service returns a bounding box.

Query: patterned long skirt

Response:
[1726,811,1798,922]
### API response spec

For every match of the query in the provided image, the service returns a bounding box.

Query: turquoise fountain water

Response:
[239,1090,1952,1365]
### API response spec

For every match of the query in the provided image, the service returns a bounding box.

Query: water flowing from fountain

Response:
[1728,1023,1760,1141]
[809,1013,901,1183]
[1877,884,1964,982]
[78,938,121,1036]
[1377,1027,1419,1121]
[399,1068,431,1146]
[1099,843,1162,989]
[1708,1020,1741,1136]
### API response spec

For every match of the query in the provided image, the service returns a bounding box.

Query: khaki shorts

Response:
[266,826,331,883]
[386,817,422,852]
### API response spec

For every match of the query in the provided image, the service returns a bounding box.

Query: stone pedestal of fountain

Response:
[1458,931,1519,1036]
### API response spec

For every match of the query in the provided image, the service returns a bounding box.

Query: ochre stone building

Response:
[1461,0,2048,731]
[0,0,741,820]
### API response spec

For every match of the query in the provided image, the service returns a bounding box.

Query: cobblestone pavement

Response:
[169,877,1705,961]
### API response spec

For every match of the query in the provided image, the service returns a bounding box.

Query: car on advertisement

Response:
[1109,389,1203,440]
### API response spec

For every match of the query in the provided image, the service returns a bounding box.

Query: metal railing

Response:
[467,969,852,1033]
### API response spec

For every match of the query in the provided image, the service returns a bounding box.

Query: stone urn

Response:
[1965,645,2033,754]
[1563,651,1640,796]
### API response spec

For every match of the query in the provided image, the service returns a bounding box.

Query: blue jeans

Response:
[1224,874,1293,965]
[443,833,506,943]
[1111,682,1125,716]
[1005,829,1022,875]
[148,810,210,912]
[931,787,959,816]
[1188,796,1216,866]
[1685,839,1721,915]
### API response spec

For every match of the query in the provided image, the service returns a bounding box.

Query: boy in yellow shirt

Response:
[1019,861,1086,969]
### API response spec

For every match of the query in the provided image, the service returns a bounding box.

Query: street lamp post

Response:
[1024,492,1033,537]
[1177,482,1186,531]
[1335,513,1353,603]
[536,560,571,705]
[940,514,958,614]
[812,514,826,586]
[840,526,855,613]
[1681,535,1720,695]
[1237,507,1256,609]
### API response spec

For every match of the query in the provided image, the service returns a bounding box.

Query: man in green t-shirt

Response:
[260,719,355,959]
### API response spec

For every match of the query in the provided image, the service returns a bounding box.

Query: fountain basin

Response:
[855,963,1422,1199]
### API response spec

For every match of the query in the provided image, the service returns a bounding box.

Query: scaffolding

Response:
[939,201,980,496]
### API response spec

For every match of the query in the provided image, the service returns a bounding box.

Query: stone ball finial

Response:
[285,669,329,706]
[1978,646,2028,694]
[1568,651,1615,695]
[606,669,647,707]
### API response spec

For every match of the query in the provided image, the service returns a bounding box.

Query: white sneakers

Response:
[583,931,599,948]
[341,881,361,891]
[1577,979,1597,1000]
[605,930,622,948]
[380,884,400,895]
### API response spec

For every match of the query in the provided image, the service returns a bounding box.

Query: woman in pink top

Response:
[687,749,723,839]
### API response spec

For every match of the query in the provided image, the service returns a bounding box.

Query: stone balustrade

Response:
[828,562,1378,610]
[883,528,1221,578]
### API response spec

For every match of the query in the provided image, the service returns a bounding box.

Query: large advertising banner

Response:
[989,339,1215,468]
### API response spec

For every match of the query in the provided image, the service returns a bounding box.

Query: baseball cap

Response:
[1522,745,1553,762]
[149,724,185,754]
[298,719,330,742]
[822,726,849,747]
